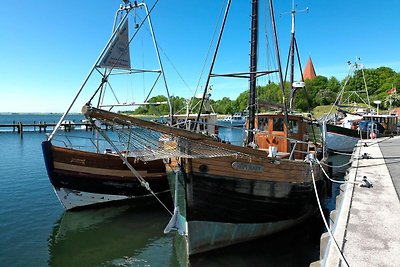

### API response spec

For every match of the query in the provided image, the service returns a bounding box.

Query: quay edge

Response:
[311,136,400,266]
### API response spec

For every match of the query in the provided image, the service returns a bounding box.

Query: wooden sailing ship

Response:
[164,0,327,255]
[42,1,174,210]
[81,0,327,256]
[171,0,326,255]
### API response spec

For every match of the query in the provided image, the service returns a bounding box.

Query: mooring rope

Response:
[319,159,353,169]
[330,150,353,156]
[307,159,351,267]
[316,159,359,186]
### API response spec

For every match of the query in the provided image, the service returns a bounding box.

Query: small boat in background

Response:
[322,60,372,153]
[219,112,247,127]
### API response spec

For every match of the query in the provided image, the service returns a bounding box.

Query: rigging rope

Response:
[90,119,173,216]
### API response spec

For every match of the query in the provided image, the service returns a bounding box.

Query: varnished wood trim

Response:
[53,162,165,179]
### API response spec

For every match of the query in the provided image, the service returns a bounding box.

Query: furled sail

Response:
[98,19,131,70]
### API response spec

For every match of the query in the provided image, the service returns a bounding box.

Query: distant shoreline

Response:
[0,112,231,119]
[0,112,81,115]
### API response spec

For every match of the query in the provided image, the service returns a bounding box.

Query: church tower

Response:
[303,57,316,80]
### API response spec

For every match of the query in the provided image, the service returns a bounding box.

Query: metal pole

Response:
[140,2,173,124]
[48,9,131,141]
[194,0,232,129]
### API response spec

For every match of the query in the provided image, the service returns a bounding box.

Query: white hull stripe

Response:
[54,187,168,210]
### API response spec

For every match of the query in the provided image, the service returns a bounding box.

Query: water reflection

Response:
[48,205,178,267]
[46,145,349,267]
[189,215,324,267]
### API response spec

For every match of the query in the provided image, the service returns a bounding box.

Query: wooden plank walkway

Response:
[311,136,400,266]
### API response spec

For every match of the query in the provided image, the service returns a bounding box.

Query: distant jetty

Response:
[0,121,94,138]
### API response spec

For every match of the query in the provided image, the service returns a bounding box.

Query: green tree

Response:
[234,90,249,112]
[132,95,170,115]
[129,66,400,115]
[213,97,235,114]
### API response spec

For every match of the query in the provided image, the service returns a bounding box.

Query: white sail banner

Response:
[99,19,131,70]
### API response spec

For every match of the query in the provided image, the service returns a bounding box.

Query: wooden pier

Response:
[0,121,94,138]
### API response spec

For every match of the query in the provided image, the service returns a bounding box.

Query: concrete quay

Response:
[311,136,400,267]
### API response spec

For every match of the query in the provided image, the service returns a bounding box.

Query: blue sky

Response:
[0,0,399,113]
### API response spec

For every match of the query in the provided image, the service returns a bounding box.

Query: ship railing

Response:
[249,128,318,158]
[50,132,124,153]
[172,119,317,157]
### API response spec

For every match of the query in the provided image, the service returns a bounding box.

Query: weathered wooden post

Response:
[18,122,23,138]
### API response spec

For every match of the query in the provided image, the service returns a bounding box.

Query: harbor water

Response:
[0,114,343,267]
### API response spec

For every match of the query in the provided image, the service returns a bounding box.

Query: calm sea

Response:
[0,114,335,267]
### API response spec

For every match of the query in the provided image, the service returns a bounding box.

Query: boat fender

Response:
[370,132,376,139]
[268,146,277,157]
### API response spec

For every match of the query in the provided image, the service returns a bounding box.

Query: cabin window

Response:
[258,118,268,131]
[289,120,299,134]
[273,118,284,131]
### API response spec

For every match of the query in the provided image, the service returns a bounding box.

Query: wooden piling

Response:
[18,122,23,138]
[0,121,98,135]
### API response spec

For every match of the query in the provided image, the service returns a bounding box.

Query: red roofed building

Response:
[302,57,316,80]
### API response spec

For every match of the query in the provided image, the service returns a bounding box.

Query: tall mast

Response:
[247,0,259,144]
[289,0,295,112]
[285,0,308,112]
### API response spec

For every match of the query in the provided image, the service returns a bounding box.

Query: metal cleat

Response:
[359,176,373,188]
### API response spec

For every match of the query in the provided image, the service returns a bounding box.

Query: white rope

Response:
[330,150,353,156]
[317,158,359,186]
[92,121,173,216]
[308,159,351,267]
[319,159,353,169]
